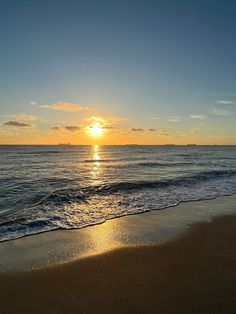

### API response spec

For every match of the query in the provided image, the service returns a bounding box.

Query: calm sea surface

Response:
[0,145,236,242]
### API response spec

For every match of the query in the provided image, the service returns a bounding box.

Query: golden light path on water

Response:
[90,145,102,185]
[82,145,122,252]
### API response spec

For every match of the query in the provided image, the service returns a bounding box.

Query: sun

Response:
[88,123,104,137]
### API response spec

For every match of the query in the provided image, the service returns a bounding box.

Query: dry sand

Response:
[0,214,236,314]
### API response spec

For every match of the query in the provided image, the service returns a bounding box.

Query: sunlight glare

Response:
[88,123,104,137]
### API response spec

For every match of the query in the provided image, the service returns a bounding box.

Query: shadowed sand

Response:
[0,214,236,314]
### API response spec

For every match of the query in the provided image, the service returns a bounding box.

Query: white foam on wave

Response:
[1,172,236,242]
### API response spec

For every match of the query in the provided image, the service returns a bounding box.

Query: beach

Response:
[1,0,236,312]
[0,196,236,313]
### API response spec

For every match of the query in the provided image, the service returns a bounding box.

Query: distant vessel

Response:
[186,144,197,146]
[58,143,71,146]
[164,144,176,147]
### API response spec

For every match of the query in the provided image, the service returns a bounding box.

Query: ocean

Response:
[0,145,236,242]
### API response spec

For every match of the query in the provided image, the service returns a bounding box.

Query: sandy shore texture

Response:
[0,214,236,314]
[1,194,236,272]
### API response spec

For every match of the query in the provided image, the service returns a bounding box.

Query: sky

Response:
[0,0,236,145]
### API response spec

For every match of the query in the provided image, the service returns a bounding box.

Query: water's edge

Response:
[1,191,236,244]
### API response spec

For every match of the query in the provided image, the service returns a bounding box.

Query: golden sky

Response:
[1,101,235,145]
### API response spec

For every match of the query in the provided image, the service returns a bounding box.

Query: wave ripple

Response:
[0,145,236,242]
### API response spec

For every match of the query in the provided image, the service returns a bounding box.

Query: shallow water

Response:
[0,145,236,242]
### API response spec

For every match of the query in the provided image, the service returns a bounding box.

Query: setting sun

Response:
[88,123,104,137]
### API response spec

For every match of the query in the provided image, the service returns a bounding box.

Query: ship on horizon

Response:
[58,143,71,146]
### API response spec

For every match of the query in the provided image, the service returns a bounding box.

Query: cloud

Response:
[168,116,181,122]
[156,128,172,137]
[168,119,180,122]
[3,120,34,128]
[159,132,170,136]
[87,116,127,125]
[130,128,156,132]
[196,92,236,97]
[212,108,232,117]
[189,115,206,120]
[102,126,118,130]
[30,101,38,105]
[87,117,106,124]
[86,116,127,133]
[64,125,80,132]
[147,117,160,120]
[130,128,145,132]
[10,113,40,121]
[50,125,80,132]
[215,100,234,105]
[41,101,89,112]
[50,126,61,131]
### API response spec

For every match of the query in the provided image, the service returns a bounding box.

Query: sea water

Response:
[0,145,236,242]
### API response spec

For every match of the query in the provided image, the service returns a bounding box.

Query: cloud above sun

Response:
[87,116,127,125]
[41,101,89,112]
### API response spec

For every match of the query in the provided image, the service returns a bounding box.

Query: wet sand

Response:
[1,194,236,272]
[1,214,236,314]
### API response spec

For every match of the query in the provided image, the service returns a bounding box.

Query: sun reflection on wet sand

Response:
[82,219,123,254]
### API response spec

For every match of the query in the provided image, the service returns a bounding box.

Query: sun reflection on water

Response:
[90,145,102,184]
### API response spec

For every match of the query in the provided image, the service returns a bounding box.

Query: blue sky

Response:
[0,0,236,144]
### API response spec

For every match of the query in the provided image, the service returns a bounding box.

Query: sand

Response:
[1,194,236,272]
[0,214,236,314]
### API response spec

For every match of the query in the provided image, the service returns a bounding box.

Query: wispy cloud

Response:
[212,108,232,117]
[168,116,181,122]
[51,126,61,131]
[41,101,89,112]
[10,113,40,121]
[130,128,145,132]
[87,117,106,123]
[214,100,234,105]
[30,101,38,105]
[87,116,127,125]
[147,117,160,120]
[102,126,118,130]
[189,115,206,120]
[196,92,236,97]
[3,120,34,128]
[86,116,127,132]
[130,127,156,132]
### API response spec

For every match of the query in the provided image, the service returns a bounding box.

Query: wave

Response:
[82,157,150,163]
[117,161,196,168]
[0,169,236,242]
[37,169,236,206]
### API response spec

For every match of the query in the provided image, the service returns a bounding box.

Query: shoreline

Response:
[1,193,236,272]
[1,191,235,245]
[1,214,236,313]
